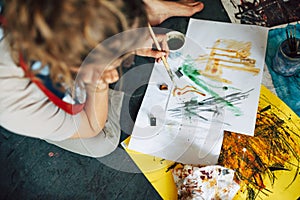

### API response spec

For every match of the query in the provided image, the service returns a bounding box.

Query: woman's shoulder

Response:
[0,37,25,78]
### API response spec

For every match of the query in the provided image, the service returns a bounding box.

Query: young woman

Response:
[0,0,203,158]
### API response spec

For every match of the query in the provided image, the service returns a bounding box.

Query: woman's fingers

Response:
[134,33,169,61]
[136,48,167,59]
[77,65,99,85]
[77,63,119,86]
[101,69,119,84]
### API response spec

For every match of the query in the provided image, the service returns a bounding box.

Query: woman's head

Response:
[3,0,147,88]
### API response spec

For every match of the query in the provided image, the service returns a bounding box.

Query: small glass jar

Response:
[166,31,185,59]
[272,39,300,76]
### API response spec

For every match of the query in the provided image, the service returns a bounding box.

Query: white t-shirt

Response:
[0,35,81,141]
[0,28,124,157]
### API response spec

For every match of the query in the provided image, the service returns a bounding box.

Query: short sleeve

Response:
[0,39,81,141]
[0,74,81,141]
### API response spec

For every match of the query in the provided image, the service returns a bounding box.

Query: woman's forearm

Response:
[70,85,109,139]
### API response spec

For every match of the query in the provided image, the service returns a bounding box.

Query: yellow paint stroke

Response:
[210,56,256,67]
[216,64,260,75]
[197,39,260,82]
[198,70,232,84]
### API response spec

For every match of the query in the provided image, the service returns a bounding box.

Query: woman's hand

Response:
[134,33,169,63]
[91,68,119,92]
[72,63,119,88]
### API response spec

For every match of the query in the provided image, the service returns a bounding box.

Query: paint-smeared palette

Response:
[173,165,240,200]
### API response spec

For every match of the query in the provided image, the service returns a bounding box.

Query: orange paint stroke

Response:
[172,85,206,96]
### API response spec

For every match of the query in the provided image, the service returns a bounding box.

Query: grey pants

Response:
[46,89,124,158]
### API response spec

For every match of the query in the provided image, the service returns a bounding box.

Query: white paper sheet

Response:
[184,19,268,135]
[128,19,268,164]
[128,59,225,165]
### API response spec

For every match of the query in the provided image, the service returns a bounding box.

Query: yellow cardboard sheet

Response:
[123,85,300,200]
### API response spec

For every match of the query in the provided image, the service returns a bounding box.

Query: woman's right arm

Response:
[70,68,119,139]
[0,61,117,141]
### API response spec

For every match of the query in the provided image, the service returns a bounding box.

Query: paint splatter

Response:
[180,57,242,116]
[196,39,260,84]
[168,89,253,124]
[218,103,300,199]
[172,85,206,96]
[48,152,54,157]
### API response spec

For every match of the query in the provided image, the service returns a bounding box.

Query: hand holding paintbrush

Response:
[147,23,176,84]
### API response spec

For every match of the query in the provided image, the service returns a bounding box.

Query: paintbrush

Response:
[286,25,299,57]
[147,23,176,85]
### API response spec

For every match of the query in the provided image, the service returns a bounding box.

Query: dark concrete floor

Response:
[0,1,230,199]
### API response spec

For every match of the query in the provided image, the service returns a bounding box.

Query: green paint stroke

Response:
[180,57,242,116]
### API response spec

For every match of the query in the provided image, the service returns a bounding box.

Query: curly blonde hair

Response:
[3,0,147,88]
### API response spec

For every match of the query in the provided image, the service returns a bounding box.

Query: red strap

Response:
[19,53,84,115]
[1,14,84,115]
[0,15,6,26]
